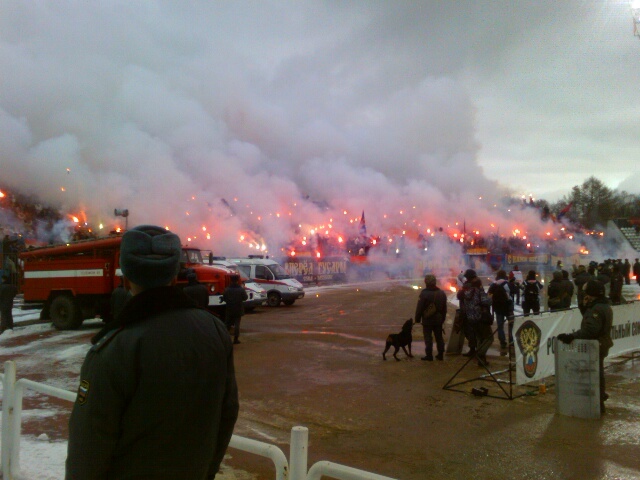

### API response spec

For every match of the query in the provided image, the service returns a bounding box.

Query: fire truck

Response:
[19,234,235,330]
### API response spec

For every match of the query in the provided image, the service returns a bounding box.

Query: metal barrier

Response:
[1,361,397,480]
[228,434,289,480]
[307,461,398,480]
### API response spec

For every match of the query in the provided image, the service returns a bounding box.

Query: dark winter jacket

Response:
[457,280,491,324]
[560,277,574,309]
[222,284,248,320]
[66,286,239,480]
[547,275,567,311]
[415,286,447,326]
[109,285,131,321]
[0,281,17,314]
[574,270,592,307]
[609,272,624,303]
[522,280,543,306]
[183,281,210,309]
[572,297,614,358]
[488,279,512,316]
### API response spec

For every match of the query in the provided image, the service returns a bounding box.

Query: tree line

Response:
[538,177,640,229]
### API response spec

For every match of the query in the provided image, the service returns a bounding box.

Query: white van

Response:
[209,259,267,312]
[227,257,305,307]
[207,258,267,311]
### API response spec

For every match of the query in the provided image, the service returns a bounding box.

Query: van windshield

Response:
[270,263,291,280]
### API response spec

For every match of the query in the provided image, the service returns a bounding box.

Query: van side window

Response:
[238,265,251,277]
[256,265,267,279]
[264,268,274,281]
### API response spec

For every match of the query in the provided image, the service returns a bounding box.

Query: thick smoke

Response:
[0,2,636,260]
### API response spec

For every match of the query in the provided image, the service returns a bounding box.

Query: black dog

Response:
[382,318,414,361]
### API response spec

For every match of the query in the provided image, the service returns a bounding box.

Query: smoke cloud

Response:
[1,2,636,259]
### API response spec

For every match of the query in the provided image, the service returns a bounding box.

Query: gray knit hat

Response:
[120,225,181,289]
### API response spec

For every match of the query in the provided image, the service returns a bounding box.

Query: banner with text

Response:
[512,302,640,386]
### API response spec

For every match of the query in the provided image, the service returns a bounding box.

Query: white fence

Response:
[0,361,397,480]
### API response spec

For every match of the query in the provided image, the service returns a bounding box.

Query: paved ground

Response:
[2,280,640,479]
[226,281,640,480]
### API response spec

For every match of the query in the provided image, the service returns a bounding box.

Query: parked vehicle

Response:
[206,257,267,311]
[227,256,305,307]
[19,234,236,329]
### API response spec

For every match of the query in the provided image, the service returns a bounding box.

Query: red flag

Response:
[359,211,367,236]
[557,202,573,219]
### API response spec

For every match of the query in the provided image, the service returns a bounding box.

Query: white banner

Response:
[513,302,640,385]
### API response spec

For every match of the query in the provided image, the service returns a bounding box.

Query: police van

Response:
[227,256,305,307]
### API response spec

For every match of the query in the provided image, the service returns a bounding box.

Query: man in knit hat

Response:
[66,225,238,479]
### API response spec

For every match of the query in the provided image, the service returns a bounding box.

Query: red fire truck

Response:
[19,234,234,330]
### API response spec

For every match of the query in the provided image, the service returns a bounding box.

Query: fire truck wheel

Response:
[50,295,83,330]
[267,292,281,307]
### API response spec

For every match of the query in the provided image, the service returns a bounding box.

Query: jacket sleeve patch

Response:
[77,380,90,405]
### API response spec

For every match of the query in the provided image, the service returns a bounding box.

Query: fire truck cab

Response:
[19,235,234,330]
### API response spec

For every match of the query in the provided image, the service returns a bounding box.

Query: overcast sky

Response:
[1,1,638,253]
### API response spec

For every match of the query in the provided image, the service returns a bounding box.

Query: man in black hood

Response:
[415,274,447,361]
[558,280,613,413]
[66,225,238,479]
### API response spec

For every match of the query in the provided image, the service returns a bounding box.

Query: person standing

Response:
[509,265,523,305]
[633,259,640,286]
[521,270,543,316]
[457,269,492,366]
[623,259,631,286]
[609,264,624,305]
[487,270,513,355]
[557,280,613,413]
[561,270,575,310]
[109,277,131,322]
[0,275,18,333]
[547,270,567,312]
[574,265,592,314]
[223,274,248,345]
[414,274,447,361]
[183,270,210,309]
[66,225,238,479]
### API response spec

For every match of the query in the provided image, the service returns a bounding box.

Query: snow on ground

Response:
[0,303,259,479]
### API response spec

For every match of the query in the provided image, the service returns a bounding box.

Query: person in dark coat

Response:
[547,270,566,312]
[609,264,624,305]
[109,277,131,322]
[0,275,18,333]
[222,274,248,345]
[634,259,640,285]
[414,274,447,361]
[521,270,543,316]
[596,264,611,297]
[573,265,592,314]
[66,225,238,479]
[560,270,574,310]
[183,270,210,309]
[488,270,514,354]
[623,259,631,285]
[457,269,492,366]
[557,280,613,413]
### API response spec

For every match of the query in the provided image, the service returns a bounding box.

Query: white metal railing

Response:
[228,434,289,480]
[1,361,398,480]
[307,461,398,480]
